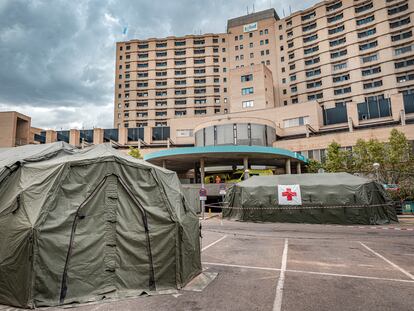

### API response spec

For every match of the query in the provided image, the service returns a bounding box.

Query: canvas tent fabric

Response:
[223,173,398,225]
[0,143,201,308]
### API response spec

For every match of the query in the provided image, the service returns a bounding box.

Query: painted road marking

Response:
[201,235,227,252]
[203,262,281,271]
[202,262,414,284]
[273,238,289,311]
[359,242,414,280]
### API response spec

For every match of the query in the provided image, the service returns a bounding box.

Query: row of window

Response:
[234,29,269,41]
[121,37,223,50]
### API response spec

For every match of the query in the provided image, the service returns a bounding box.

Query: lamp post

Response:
[373,162,380,183]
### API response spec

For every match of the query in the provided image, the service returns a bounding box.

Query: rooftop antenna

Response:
[289,5,292,15]
[253,3,255,13]
[247,6,249,14]
[283,8,285,17]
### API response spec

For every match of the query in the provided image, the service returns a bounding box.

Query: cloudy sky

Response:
[0,0,318,130]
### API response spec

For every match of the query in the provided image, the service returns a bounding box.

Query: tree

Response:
[324,141,350,172]
[306,159,323,173]
[386,128,413,184]
[128,146,143,159]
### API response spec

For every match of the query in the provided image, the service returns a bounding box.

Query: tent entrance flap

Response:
[59,174,155,305]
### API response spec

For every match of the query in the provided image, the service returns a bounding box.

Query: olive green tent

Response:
[0,143,201,308]
[224,173,398,225]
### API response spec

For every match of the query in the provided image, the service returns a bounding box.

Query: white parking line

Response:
[202,235,227,252]
[202,262,414,284]
[287,269,414,284]
[203,262,281,271]
[359,242,414,280]
[273,238,289,311]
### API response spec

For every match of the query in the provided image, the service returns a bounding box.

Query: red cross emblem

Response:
[282,188,297,201]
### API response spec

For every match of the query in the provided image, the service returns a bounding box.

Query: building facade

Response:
[110,0,414,161]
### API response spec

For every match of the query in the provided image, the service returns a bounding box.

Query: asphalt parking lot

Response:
[2,217,414,311]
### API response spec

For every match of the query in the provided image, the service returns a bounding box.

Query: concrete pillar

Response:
[285,158,291,175]
[45,130,57,143]
[194,163,199,184]
[296,162,302,174]
[401,110,406,126]
[162,160,166,169]
[243,157,249,179]
[118,127,128,145]
[69,129,80,147]
[93,128,104,145]
[200,158,205,185]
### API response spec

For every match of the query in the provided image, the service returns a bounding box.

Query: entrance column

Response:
[243,156,249,180]
[285,158,291,174]
[162,160,166,169]
[200,158,205,185]
[296,162,302,174]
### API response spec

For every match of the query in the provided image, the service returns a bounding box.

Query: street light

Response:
[373,162,380,183]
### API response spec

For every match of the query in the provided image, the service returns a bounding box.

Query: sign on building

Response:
[243,22,258,33]
[199,187,207,201]
[277,185,302,205]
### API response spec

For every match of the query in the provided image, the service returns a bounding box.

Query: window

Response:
[358,28,376,39]
[194,109,207,115]
[394,58,414,69]
[155,111,167,117]
[305,57,320,66]
[193,39,205,45]
[333,73,350,82]
[394,44,413,55]
[138,72,148,78]
[330,37,346,47]
[242,100,254,108]
[289,53,295,59]
[334,86,352,95]
[284,116,309,128]
[138,43,149,49]
[391,31,412,42]
[239,35,243,40]
[359,40,378,51]
[138,63,148,68]
[241,87,254,95]
[306,69,321,77]
[288,41,294,48]
[194,58,205,64]
[356,15,374,25]
[327,13,343,23]
[302,23,317,32]
[390,16,411,28]
[290,74,297,81]
[175,99,186,105]
[156,42,167,48]
[155,90,167,96]
[361,53,378,63]
[249,32,253,38]
[175,89,187,95]
[156,61,167,67]
[138,53,148,59]
[307,80,322,89]
[175,79,187,85]
[290,64,296,70]
[194,88,206,94]
[175,69,186,75]
[194,68,205,74]
[328,25,345,35]
[326,1,342,12]
[388,3,408,15]
[287,31,293,38]
[304,34,318,43]
[194,98,206,104]
[250,52,254,58]
[175,41,185,46]
[175,110,187,116]
[175,50,186,56]
[138,82,148,87]
[292,97,299,104]
[355,2,373,13]
[137,101,148,107]
[307,92,323,100]
[304,45,319,54]
[363,80,383,89]
[241,74,253,82]
[137,112,148,117]
[362,66,381,76]
[302,11,316,21]
[156,51,167,57]
[176,129,193,137]
[396,73,414,83]
[291,86,297,93]
[331,49,347,59]
[333,61,347,70]
[155,101,167,107]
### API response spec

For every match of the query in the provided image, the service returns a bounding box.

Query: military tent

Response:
[0,143,201,308]
[223,173,398,225]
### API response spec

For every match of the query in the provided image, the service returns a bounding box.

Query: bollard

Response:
[209,208,211,218]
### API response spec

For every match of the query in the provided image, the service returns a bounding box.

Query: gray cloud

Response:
[0,0,318,129]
